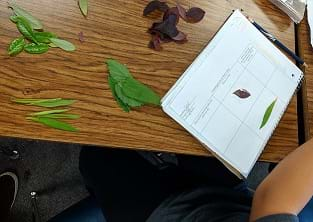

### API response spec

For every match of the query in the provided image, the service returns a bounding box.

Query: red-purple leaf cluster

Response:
[143,0,205,50]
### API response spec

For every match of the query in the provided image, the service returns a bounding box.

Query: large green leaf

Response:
[121,78,161,105]
[106,59,132,82]
[8,2,43,30]
[108,75,130,112]
[27,117,78,132]
[115,84,143,107]
[260,98,277,129]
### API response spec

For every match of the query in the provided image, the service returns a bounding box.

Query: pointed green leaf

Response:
[13,98,62,104]
[10,15,18,23]
[35,114,80,119]
[49,38,75,52]
[115,84,143,107]
[13,98,76,107]
[8,36,25,56]
[260,98,277,129]
[106,59,132,82]
[24,43,49,54]
[30,109,69,116]
[27,117,78,132]
[121,78,161,105]
[33,32,57,44]
[8,2,43,29]
[108,75,130,112]
[78,0,88,17]
[16,16,38,43]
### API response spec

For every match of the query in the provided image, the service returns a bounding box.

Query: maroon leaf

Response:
[163,7,180,25]
[176,3,187,20]
[186,7,205,23]
[233,89,251,99]
[78,31,85,43]
[172,31,187,42]
[148,34,162,51]
[143,0,169,16]
[152,14,179,38]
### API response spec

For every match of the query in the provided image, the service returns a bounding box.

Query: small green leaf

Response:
[8,36,25,56]
[78,0,88,17]
[260,98,277,129]
[13,98,62,104]
[16,16,38,43]
[24,43,49,54]
[13,98,76,107]
[108,75,130,112]
[10,15,18,23]
[121,78,161,105]
[30,109,69,116]
[27,117,78,132]
[106,59,132,82]
[48,43,58,48]
[33,31,57,44]
[8,2,43,29]
[115,84,143,107]
[49,38,76,52]
[35,114,80,119]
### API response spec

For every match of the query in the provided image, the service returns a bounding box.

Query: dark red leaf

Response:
[233,89,251,99]
[143,0,169,16]
[163,7,180,25]
[172,31,187,41]
[78,31,85,42]
[186,7,205,23]
[152,14,179,38]
[148,34,163,50]
[176,3,187,20]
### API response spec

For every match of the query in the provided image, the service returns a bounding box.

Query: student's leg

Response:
[79,147,186,222]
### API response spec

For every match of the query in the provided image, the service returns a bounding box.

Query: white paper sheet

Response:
[307,0,313,46]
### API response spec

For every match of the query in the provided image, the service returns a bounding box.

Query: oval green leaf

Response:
[49,38,76,52]
[30,109,69,116]
[8,37,25,56]
[16,17,38,43]
[8,2,43,30]
[33,32,57,44]
[79,0,88,16]
[260,98,277,129]
[27,117,78,132]
[24,43,49,54]
[36,114,80,119]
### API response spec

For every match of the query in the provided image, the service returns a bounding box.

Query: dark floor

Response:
[0,137,269,222]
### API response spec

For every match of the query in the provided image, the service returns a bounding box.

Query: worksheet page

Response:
[162,10,303,177]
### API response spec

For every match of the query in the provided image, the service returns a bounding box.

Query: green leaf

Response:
[49,38,76,52]
[48,43,58,48]
[27,117,78,132]
[121,78,161,105]
[106,59,132,82]
[13,98,76,107]
[260,98,277,129]
[33,31,57,44]
[108,75,130,112]
[16,16,38,43]
[78,0,88,17]
[24,43,49,54]
[8,2,43,29]
[10,15,18,23]
[115,84,143,107]
[35,114,80,119]
[8,36,25,56]
[30,109,69,116]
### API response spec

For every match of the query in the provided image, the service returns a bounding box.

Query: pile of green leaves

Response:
[8,2,75,56]
[13,98,79,132]
[106,59,161,112]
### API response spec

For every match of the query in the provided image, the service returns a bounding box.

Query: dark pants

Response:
[79,147,242,222]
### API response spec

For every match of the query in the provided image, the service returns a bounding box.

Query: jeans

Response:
[299,197,313,222]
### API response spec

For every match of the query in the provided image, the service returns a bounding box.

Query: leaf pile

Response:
[13,98,79,132]
[106,59,161,112]
[8,2,76,56]
[143,0,205,50]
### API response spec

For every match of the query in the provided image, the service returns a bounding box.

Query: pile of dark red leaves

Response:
[143,0,205,51]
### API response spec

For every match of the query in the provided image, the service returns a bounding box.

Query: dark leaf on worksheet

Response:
[186,7,205,23]
[143,0,169,16]
[163,7,180,25]
[233,89,251,99]
[176,3,187,20]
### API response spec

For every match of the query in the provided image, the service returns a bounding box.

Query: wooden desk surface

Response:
[0,0,298,162]
[298,16,313,140]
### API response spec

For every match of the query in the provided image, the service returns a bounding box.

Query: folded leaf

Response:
[30,109,69,116]
[10,15,18,23]
[260,98,277,129]
[185,7,205,23]
[13,98,62,104]
[49,38,76,52]
[8,2,43,30]
[24,43,49,54]
[143,0,169,16]
[16,16,38,43]
[79,0,88,17]
[34,31,57,43]
[108,75,130,112]
[13,98,76,107]
[8,37,25,56]
[115,84,143,107]
[106,59,132,82]
[27,117,78,132]
[121,78,160,105]
[35,114,80,119]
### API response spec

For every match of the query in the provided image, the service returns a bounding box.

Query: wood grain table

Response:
[298,14,313,141]
[0,0,299,162]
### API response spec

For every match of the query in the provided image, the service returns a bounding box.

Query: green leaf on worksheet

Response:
[79,0,88,17]
[8,2,43,30]
[260,98,277,129]
[27,117,78,132]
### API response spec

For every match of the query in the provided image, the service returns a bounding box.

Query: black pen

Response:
[248,18,307,67]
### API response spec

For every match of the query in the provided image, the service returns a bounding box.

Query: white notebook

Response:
[161,10,303,178]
